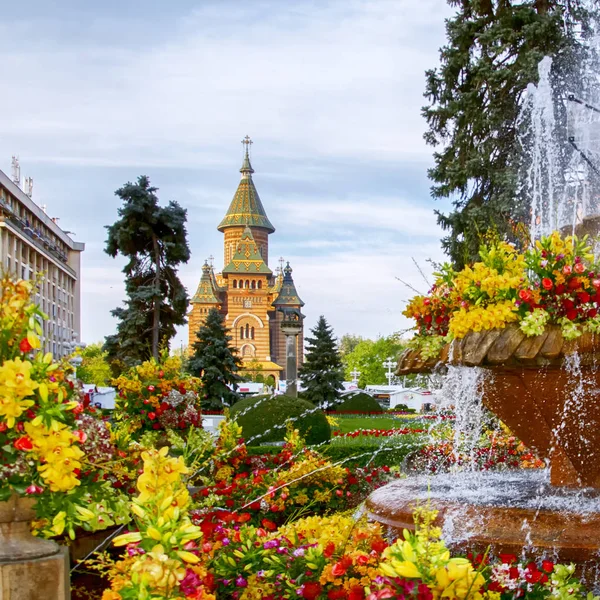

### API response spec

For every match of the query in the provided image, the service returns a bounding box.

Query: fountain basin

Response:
[366,471,600,565]
[397,326,600,488]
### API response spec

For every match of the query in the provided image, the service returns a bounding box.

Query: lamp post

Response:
[67,336,86,382]
[350,368,361,386]
[279,307,304,398]
[383,357,396,386]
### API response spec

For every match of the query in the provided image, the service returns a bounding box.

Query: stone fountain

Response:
[366,53,600,578]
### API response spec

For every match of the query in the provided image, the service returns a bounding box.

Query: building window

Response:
[245,323,250,339]
[257,281,262,289]
[251,280,256,289]
[251,326,255,340]
[240,326,244,339]
[245,280,250,289]
[233,280,237,288]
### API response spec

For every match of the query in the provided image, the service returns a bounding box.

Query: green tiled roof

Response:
[273,262,304,307]
[217,152,275,233]
[222,226,272,275]
[191,261,222,304]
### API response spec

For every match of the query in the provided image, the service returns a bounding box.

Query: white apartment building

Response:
[0,159,85,357]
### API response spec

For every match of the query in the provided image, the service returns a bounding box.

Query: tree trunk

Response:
[152,234,161,360]
[534,0,549,14]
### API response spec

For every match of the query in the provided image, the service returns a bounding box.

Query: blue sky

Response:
[0,0,454,347]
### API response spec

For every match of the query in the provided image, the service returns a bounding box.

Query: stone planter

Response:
[0,494,69,600]
[397,325,600,488]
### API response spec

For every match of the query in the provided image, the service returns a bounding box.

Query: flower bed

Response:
[333,427,425,438]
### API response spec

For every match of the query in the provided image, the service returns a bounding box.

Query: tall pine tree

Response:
[104,176,190,365]
[424,0,595,268]
[299,316,344,407]
[188,308,242,410]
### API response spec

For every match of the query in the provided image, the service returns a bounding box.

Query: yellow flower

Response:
[0,358,38,428]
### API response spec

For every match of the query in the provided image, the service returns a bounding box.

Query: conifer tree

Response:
[299,316,344,407]
[424,0,595,268]
[188,308,242,409]
[104,176,190,364]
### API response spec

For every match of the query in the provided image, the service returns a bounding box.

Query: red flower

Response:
[500,553,518,564]
[148,412,157,420]
[74,430,87,444]
[349,586,365,600]
[541,278,553,291]
[568,277,581,290]
[14,436,33,451]
[324,541,336,558]
[147,385,156,392]
[301,582,323,600]
[563,298,575,310]
[575,262,586,274]
[261,519,277,531]
[72,402,84,415]
[555,284,566,294]
[328,590,348,600]
[566,309,578,321]
[578,291,591,303]
[563,265,573,276]
[542,560,554,573]
[593,279,600,290]
[370,539,388,554]
[518,289,532,303]
[19,338,32,353]
[25,484,43,495]
[0,422,7,433]
[356,553,370,566]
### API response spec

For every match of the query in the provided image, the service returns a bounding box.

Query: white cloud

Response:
[0,0,455,346]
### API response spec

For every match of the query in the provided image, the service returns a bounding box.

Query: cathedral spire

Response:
[218,137,275,233]
[240,135,254,177]
[273,262,305,307]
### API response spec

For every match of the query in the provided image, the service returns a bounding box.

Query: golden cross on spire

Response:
[242,135,253,154]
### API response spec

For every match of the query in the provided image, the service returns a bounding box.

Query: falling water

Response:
[521,38,600,242]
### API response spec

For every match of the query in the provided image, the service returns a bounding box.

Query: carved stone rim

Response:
[397,324,600,375]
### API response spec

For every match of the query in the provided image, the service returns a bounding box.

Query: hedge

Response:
[230,395,331,445]
[333,392,384,414]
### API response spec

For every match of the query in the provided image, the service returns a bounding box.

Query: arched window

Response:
[245,280,250,289]
[233,280,237,288]
[245,323,250,338]
[251,326,255,339]
[257,281,262,289]
[240,326,244,339]
[251,280,256,289]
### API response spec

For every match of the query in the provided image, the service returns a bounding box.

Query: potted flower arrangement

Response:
[399,232,600,488]
[112,355,202,440]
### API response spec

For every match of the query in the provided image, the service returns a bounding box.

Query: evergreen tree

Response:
[188,308,243,409]
[424,0,595,268]
[104,176,190,364]
[299,316,344,407]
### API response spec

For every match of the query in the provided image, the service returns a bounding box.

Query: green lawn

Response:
[334,416,419,433]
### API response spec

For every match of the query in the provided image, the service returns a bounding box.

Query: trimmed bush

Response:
[230,395,331,445]
[333,392,384,414]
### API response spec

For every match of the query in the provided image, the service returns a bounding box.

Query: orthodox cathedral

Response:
[188,137,304,385]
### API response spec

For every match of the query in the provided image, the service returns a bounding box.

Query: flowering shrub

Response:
[112,355,201,438]
[405,232,600,359]
[101,447,215,600]
[0,274,131,538]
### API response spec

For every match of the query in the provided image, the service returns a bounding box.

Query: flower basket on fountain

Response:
[112,355,202,440]
[366,232,600,573]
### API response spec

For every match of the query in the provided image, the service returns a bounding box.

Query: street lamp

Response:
[279,307,305,398]
[66,336,86,381]
[382,357,396,386]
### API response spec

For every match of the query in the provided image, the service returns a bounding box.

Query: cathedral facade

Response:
[188,138,304,385]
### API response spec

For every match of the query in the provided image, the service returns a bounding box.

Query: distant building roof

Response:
[191,261,221,304]
[273,262,304,307]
